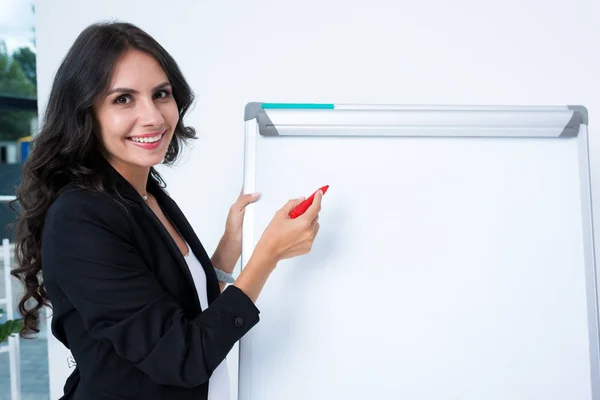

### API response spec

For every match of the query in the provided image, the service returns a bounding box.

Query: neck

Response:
[109,160,151,198]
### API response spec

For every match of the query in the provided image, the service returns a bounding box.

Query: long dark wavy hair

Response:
[10,21,196,337]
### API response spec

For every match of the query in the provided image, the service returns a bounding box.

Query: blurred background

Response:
[0,1,47,400]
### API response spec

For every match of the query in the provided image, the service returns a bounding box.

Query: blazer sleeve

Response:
[42,191,260,388]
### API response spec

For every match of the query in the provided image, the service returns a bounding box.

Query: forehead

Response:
[109,50,168,87]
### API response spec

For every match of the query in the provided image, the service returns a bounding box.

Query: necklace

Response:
[142,194,148,201]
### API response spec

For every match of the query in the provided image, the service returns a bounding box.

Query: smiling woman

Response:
[8,21,323,400]
[94,50,181,192]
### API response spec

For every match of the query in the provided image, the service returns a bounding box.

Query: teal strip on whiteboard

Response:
[261,103,334,110]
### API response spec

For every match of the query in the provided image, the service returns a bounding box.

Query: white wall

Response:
[35,0,600,398]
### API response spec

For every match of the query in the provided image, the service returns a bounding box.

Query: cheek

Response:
[98,110,137,145]
[162,101,180,129]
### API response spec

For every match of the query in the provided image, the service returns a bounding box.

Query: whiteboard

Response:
[238,103,596,400]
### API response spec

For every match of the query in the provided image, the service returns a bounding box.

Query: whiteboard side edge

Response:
[578,125,600,399]
[238,118,258,400]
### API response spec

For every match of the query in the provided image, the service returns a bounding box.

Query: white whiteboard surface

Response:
[238,104,597,400]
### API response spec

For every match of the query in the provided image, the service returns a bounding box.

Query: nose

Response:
[138,97,165,127]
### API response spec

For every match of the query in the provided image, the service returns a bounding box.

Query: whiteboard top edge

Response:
[244,102,587,138]
[244,102,589,125]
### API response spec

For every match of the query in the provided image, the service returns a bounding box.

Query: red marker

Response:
[289,185,329,219]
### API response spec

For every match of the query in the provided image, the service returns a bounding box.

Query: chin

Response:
[134,154,169,168]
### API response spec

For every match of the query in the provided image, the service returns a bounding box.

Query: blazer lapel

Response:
[105,163,218,308]
[152,188,221,304]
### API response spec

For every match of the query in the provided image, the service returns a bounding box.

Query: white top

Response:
[184,245,230,400]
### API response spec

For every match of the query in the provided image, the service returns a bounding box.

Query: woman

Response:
[10,21,322,400]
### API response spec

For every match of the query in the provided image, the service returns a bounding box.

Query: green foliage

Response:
[0,308,23,343]
[0,43,36,97]
[0,40,37,141]
[12,47,36,86]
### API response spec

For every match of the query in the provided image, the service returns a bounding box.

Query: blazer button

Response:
[235,317,244,327]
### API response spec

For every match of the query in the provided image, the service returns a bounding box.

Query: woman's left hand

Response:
[212,189,260,274]
[225,189,261,239]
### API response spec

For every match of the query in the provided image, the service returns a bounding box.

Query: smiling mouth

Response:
[127,132,165,143]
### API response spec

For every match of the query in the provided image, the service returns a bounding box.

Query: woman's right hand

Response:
[233,191,323,302]
[255,190,323,264]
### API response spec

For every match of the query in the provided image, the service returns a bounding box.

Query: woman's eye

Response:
[154,89,171,99]
[114,95,131,104]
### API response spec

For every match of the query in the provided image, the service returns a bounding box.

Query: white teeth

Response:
[130,133,162,143]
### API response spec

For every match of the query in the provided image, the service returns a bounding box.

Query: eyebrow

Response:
[106,81,172,96]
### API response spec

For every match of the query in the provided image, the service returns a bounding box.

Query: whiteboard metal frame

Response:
[243,102,586,138]
[239,102,596,399]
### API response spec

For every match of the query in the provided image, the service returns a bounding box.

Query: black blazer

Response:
[41,164,260,399]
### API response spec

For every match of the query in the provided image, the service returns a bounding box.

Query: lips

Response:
[127,131,166,149]
[127,131,165,143]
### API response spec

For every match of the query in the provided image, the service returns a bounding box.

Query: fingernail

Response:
[251,192,260,197]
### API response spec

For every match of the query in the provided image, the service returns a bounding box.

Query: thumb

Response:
[238,192,261,207]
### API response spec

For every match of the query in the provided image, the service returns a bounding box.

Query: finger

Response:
[280,197,306,214]
[313,222,320,237]
[310,215,319,227]
[237,192,261,207]
[303,190,323,219]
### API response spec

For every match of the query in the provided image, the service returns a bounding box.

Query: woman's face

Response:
[94,49,179,173]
